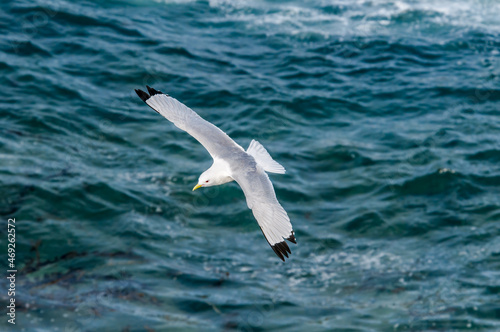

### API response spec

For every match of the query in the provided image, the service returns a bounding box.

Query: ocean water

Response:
[1,0,499,331]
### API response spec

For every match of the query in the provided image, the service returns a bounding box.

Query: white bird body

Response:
[135,86,296,261]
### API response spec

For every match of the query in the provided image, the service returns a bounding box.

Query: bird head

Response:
[192,170,216,191]
[192,162,233,191]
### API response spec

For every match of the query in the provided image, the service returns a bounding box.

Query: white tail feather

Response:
[247,140,285,174]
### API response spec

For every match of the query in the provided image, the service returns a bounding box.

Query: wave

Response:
[192,0,500,39]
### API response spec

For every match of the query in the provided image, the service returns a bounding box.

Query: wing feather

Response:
[233,167,296,261]
[135,86,243,159]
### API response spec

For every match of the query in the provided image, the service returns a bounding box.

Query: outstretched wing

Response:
[135,86,243,159]
[232,167,296,261]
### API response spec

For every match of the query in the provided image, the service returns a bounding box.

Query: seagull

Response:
[135,86,296,261]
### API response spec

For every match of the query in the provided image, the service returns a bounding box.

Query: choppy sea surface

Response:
[1,0,500,331]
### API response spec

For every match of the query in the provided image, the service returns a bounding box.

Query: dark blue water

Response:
[1,0,499,331]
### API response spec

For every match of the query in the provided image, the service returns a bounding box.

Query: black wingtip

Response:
[271,245,285,262]
[282,241,291,255]
[287,231,297,244]
[135,89,150,103]
[146,85,162,96]
[135,86,167,103]
[271,241,291,261]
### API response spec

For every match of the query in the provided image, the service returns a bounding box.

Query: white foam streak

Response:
[199,0,500,39]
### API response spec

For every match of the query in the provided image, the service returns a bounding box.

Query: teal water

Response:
[1,0,500,331]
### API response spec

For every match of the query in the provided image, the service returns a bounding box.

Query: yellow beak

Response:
[192,184,202,191]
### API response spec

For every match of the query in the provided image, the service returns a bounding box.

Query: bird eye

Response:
[205,180,209,183]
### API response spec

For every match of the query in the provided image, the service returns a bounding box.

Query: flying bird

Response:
[135,86,296,261]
